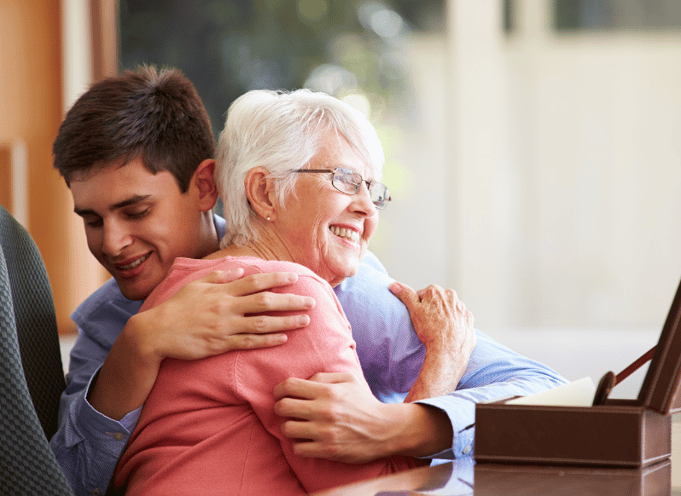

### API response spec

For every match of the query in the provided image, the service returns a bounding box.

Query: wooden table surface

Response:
[311,458,674,495]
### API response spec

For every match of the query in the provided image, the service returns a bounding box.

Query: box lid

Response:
[638,277,681,414]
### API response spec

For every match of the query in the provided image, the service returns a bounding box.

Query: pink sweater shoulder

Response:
[117,255,417,496]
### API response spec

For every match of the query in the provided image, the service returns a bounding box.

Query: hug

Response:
[50,66,566,495]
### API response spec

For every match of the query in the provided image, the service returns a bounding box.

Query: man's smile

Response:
[115,253,151,271]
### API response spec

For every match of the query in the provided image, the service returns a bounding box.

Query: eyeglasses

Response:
[292,167,391,210]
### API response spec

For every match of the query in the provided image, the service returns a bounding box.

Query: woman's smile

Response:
[329,225,361,243]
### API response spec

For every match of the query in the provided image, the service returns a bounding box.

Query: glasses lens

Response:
[333,168,361,195]
[369,182,391,210]
[331,168,391,209]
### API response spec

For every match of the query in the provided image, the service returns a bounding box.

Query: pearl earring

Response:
[266,216,271,221]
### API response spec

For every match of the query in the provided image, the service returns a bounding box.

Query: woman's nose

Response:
[350,182,378,216]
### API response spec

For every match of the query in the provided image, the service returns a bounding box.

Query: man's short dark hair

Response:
[53,65,215,192]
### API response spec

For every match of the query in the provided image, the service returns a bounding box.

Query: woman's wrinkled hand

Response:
[389,282,476,401]
[390,282,475,356]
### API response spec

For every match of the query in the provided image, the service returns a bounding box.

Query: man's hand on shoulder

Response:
[273,372,399,463]
[273,372,450,463]
[138,269,316,361]
[89,268,315,421]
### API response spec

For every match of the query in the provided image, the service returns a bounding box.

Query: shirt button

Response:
[462,445,472,455]
[112,432,125,441]
[92,489,102,496]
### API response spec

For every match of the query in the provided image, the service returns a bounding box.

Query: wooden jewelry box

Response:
[474,277,681,467]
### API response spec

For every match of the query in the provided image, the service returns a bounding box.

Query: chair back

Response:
[0,206,66,438]
[0,206,73,494]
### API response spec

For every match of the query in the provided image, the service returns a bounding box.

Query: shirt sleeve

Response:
[50,280,143,496]
[335,254,569,460]
[414,329,568,459]
[234,274,420,494]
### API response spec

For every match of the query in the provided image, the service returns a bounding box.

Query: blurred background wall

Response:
[2,0,680,396]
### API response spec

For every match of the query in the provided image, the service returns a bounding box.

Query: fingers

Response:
[278,424,344,461]
[204,271,316,315]
[196,270,304,297]
[414,285,465,320]
[224,333,288,351]
[389,282,420,310]
[274,378,311,401]
[466,308,474,327]
[220,271,303,297]
[417,284,458,304]
[274,397,317,421]
[307,372,356,384]
[196,267,245,284]
[273,373,354,400]
[230,313,311,334]
[289,440,328,459]
[274,376,329,401]
[281,423,316,445]
[391,282,459,306]
[186,332,293,361]
[229,291,315,316]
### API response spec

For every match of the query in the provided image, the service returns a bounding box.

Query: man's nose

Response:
[102,220,133,257]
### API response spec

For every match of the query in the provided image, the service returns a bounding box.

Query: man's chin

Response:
[116,281,154,301]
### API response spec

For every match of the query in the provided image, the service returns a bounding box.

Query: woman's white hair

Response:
[216,89,385,247]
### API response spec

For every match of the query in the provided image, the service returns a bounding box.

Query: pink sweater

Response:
[113,256,419,495]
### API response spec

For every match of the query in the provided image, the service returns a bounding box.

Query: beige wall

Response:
[374,0,681,333]
[504,31,681,329]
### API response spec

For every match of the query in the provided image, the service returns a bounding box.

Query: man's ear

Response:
[244,167,276,221]
[192,159,219,211]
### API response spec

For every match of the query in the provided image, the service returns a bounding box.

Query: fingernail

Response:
[303,297,315,308]
[389,282,402,295]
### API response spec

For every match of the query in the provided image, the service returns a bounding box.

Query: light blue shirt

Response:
[50,216,567,495]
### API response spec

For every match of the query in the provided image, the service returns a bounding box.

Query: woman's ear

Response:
[244,167,276,221]
[192,159,219,211]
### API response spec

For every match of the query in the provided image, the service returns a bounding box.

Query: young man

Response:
[51,66,567,495]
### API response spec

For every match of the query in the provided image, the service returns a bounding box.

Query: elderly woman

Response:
[112,89,433,495]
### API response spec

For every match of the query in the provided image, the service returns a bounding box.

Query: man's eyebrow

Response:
[74,194,152,217]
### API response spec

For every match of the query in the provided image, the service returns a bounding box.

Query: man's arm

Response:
[272,253,567,464]
[51,270,314,495]
[88,269,314,420]
[409,328,569,459]
[273,280,477,462]
[273,314,566,464]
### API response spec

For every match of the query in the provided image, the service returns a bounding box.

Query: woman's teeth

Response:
[329,226,359,242]
[119,253,150,270]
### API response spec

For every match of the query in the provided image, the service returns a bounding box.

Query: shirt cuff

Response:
[414,396,475,459]
[72,367,142,454]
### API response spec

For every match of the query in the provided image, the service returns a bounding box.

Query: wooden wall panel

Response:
[90,0,119,80]
[0,141,28,226]
[0,146,11,211]
[0,0,94,334]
